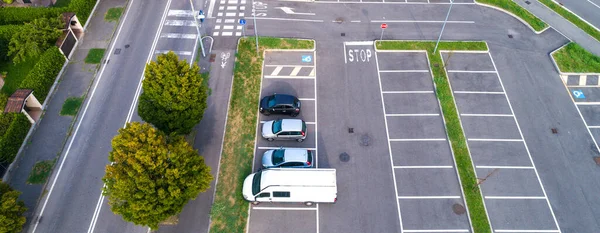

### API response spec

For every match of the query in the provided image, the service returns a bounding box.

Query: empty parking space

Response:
[248,50,318,233]
[376,50,471,232]
[444,51,560,232]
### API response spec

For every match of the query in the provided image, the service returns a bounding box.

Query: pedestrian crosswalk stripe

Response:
[164,20,197,27]
[160,33,197,39]
[167,10,195,17]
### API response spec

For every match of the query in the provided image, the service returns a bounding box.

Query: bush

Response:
[2,0,14,4]
[0,25,22,61]
[0,7,64,26]
[0,113,31,164]
[68,0,98,26]
[0,93,9,110]
[0,181,27,233]
[19,47,65,103]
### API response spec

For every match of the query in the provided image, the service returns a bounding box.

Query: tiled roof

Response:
[4,89,32,113]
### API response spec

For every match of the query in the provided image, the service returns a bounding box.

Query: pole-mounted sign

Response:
[380,23,387,40]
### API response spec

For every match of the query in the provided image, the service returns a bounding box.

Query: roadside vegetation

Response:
[84,48,105,64]
[377,40,491,233]
[538,0,600,42]
[60,96,83,116]
[27,159,56,184]
[209,37,313,233]
[476,0,547,32]
[104,7,124,22]
[552,42,600,73]
[0,181,27,233]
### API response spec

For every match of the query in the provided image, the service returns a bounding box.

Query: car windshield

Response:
[272,120,282,134]
[272,150,285,165]
[252,171,262,196]
[267,96,277,108]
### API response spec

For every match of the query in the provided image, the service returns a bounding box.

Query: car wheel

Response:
[297,138,304,142]
[304,202,314,206]
[252,201,260,205]
[267,138,274,141]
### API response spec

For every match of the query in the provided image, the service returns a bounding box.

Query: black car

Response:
[259,94,301,116]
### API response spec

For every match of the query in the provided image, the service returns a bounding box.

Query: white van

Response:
[242,168,337,206]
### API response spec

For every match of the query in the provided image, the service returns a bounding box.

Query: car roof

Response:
[281,119,304,131]
[273,94,296,104]
[283,149,309,162]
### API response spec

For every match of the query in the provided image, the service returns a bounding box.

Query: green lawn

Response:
[476,0,547,32]
[539,0,600,42]
[377,40,491,233]
[60,96,83,116]
[27,159,56,184]
[0,58,39,95]
[552,42,600,73]
[84,48,105,64]
[104,7,124,22]
[209,37,313,233]
[52,0,72,8]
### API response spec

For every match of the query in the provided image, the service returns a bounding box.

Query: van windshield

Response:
[252,171,262,196]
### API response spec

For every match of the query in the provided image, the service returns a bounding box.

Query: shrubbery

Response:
[0,25,22,60]
[0,7,64,26]
[0,113,31,164]
[19,47,65,103]
[68,0,98,26]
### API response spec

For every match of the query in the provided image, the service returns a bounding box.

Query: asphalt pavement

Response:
[550,0,600,29]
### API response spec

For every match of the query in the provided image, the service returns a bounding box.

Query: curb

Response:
[473,1,549,35]
[549,42,600,76]
[538,0,600,44]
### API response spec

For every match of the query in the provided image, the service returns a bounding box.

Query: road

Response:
[553,0,600,29]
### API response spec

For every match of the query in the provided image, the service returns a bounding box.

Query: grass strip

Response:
[552,42,600,73]
[377,40,491,233]
[104,7,124,22]
[60,96,83,116]
[84,48,105,64]
[27,159,56,184]
[209,37,313,233]
[539,0,600,42]
[476,0,547,32]
[0,57,39,95]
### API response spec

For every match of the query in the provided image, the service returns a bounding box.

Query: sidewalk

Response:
[4,0,128,225]
[516,0,600,56]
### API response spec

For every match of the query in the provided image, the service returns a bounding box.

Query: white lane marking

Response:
[447,70,497,73]
[579,75,587,86]
[239,13,245,17]
[219,6,224,10]
[270,66,283,76]
[249,17,324,22]
[224,19,235,23]
[221,31,233,36]
[298,98,315,101]
[217,12,223,16]
[264,65,315,67]
[390,138,446,141]
[588,0,600,9]
[345,41,373,46]
[229,0,238,3]
[226,12,236,17]
[461,114,513,117]
[404,230,469,233]
[208,0,217,17]
[154,50,193,56]
[212,31,219,36]
[374,47,405,233]
[476,166,534,169]
[167,9,195,17]
[264,75,315,79]
[386,113,439,116]
[588,126,600,128]
[240,6,245,10]
[371,20,474,24]
[394,166,453,169]
[223,25,234,30]
[259,121,315,124]
[253,207,317,210]
[226,5,237,10]
[382,91,434,94]
[575,102,600,105]
[495,230,559,233]
[351,20,361,23]
[314,1,475,4]
[468,138,523,142]
[236,32,242,36]
[453,91,505,94]
[488,53,561,231]
[290,66,302,76]
[398,196,461,199]
[485,196,546,200]
[216,19,222,23]
[379,70,429,73]
[257,147,317,150]
[160,33,197,39]
[214,25,221,29]
[164,19,197,26]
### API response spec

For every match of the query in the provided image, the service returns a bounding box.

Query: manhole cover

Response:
[452,203,466,215]
[348,127,354,133]
[339,152,350,162]
[210,54,216,62]
[341,32,346,37]
[124,44,130,48]
[361,134,371,146]
[508,34,513,39]
[114,48,121,55]
[551,128,558,134]
[335,17,344,24]
[525,0,531,4]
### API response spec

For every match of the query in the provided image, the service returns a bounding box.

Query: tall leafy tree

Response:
[138,52,208,135]
[0,182,26,233]
[102,122,212,230]
[8,16,63,64]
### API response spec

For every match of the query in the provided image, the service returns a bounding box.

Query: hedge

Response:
[0,7,65,26]
[67,0,98,27]
[0,113,31,164]
[19,47,65,103]
[0,25,22,60]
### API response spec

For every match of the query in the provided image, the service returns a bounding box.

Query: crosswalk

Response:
[155,9,201,62]
[213,0,247,36]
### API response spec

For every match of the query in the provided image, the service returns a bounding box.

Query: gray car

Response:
[262,148,314,168]
[261,119,307,142]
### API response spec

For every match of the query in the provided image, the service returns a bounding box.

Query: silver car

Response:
[261,119,307,142]
[262,148,314,168]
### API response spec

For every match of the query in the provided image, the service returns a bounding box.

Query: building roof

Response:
[4,89,33,113]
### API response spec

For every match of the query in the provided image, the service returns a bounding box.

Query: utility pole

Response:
[189,0,206,58]
[434,0,454,53]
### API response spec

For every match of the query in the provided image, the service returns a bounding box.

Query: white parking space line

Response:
[588,126,600,128]
[398,196,461,199]
[484,196,546,200]
[371,20,475,24]
[344,41,373,46]
[164,19,197,26]
[250,17,324,22]
[154,50,193,56]
[404,230,470,233]
[252,207,317,210]
[298,98,315,101]
[461,114,513,117]
[575,102,600,105]
[386,113,439,116]
[394,165,453,169]
[475,166,534,169]
[379,70,429,73]
[257,146,317,150]
[495,230,559,233]
[389,138,446,141]
[160,33,197,39]
[264,75,315,79]
[270,66,283,76]
[290,66,302,76]
[264,65,315,68]
[447,70,497,73]
[258,121,315,124]
[382,91,434,94]
[468,138,523,142]
[453,91,505,94]
[588,0,600,9]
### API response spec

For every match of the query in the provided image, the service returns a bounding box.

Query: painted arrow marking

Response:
[221,52,230,68]
[275,7,315,16]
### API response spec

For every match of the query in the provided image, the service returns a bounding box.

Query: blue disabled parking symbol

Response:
[301,55,312,63]
[573,90,585,99]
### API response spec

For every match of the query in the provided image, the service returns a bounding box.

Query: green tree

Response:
[8,16,63,64]
[138,51,208,135]
[0,182,26,233]
[102,122,212,230]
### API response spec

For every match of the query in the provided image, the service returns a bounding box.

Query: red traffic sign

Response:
[381,23,388,29]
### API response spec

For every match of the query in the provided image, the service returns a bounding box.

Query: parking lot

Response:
[247,50,319,233]
[561,74,600,151]
[442,51,561,232]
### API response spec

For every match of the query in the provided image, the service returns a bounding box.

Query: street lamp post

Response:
[434,0,454,53]
[189,0,206,58]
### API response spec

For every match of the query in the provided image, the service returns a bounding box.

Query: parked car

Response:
[259,94,301,117]
[261,119,306,142]
[262,148,314,168]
